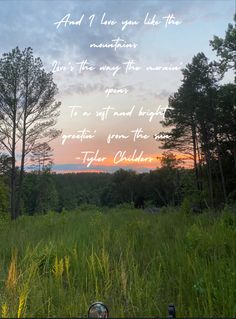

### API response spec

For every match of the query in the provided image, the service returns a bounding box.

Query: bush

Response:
[181,191,208,214]
[78,203,99,212]
[115,202,135,210]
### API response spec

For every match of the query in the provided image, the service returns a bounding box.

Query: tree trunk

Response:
[196,138,203,191]
[15,128,26,216]
[191,122,201,192]
[10,153,16,220]
[205,149,214,208]
[10,100,17,220]
[16,58,31,216]
[213,126,227,203]
[201,121,214,208]
[16,111,27,216]
[16,76,28,216]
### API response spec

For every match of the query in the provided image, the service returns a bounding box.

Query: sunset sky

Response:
[0,0,234,172]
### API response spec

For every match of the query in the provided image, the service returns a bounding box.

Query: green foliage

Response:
[181,190,207,214]
[0,47,61,219]
[112,169,137,204]
[0,178,9,215]
[22,170,58,215]
[53,172,111,210]
[160,151,183,169]
[35,171,58,214]
[78,203,99,212]
[22,173,38,215]
[221,207,236,228]
[210,14,236,75]
[0,178,9,232]
[0,208,235,317]
[185,223,204,250]
[115,202,135,210]
[227,190,236,204]
[158,16,236,208]
[0,155,11,175]
[21,166,207,211]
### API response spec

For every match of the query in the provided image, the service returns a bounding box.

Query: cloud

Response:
[154,89,172,99]
[63,83,107,95]
[64,81,135,95]
[0,1,138,64]
[0,0,233,75]
[0,0,210,63]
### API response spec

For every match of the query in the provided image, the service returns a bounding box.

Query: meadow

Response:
[0,206,235,318]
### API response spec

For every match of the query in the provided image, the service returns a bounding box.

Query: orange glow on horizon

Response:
[52,151,193,173]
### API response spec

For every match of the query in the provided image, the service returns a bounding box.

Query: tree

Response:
[35,168,58,214]
[112,169,137,204]
[0,47,61,219]
[161,53,224,207]
[160,45,236,208]
[31,142,53,173]
[210,14,236,81]
[0,48,22,219]
[21,172,38,215]
[155,152,183,206]
[159,151,183,169]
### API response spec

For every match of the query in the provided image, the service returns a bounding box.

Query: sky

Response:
[0,0,235,173]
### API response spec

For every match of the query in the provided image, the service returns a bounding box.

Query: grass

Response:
[0,206,235,317]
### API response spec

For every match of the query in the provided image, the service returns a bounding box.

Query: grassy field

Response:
[0,206,235,318]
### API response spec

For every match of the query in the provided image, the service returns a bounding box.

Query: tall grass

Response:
[0,207,235,317]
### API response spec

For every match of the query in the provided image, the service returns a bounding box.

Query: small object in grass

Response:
[88,302,109,318]
[168,303,176,318]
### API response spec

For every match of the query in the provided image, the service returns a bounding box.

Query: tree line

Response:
[0,153,197,214]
